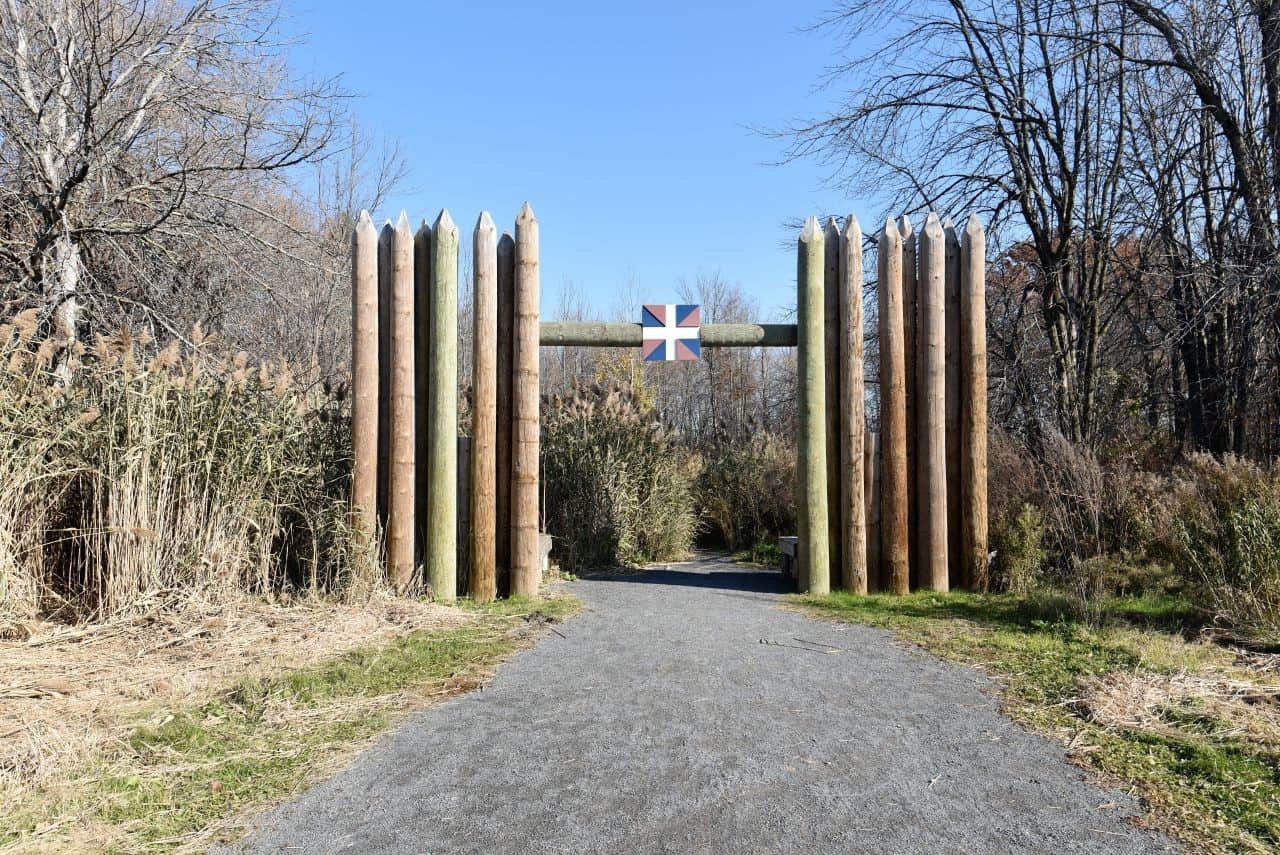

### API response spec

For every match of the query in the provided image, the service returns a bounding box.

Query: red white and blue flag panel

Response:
[641,304,701,362]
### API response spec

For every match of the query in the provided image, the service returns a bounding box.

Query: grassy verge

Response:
[3,594,578,854]
[795,590,1279,854]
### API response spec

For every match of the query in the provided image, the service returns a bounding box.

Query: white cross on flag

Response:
[641,304,701,361]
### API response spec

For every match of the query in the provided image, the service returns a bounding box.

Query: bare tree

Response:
[0,0,344,354]
[787,0,1135,443]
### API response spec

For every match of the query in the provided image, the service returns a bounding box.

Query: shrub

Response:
[1169,455,1280,642]
[990,502,1046,595]
[0,318,368,624]
[696,433,796,551]
[540,382,697,571]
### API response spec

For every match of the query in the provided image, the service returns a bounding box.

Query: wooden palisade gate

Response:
[349,206,988,600]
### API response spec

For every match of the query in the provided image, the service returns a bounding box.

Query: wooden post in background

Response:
[511,203,541,598]
[387,213,417,592]
[864,429,881,593]
[944,218,963,588]
[376,223,393,529]
[823,217,843,587]
[877,218,909,594]
[470,213,498,603]
[413,219,432,566]
[917,213,948,591]
[797,216,831,595]
[899,215,920,590]
[961,214,989,591]
[351,212,379,549]
[495,232,515,595]
[839,215,867,594]
[427,210,459,601]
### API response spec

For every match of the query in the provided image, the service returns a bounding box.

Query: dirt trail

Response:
[227,554,1173,854]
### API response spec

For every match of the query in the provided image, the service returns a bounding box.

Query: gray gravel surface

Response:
[226,553,1175,854]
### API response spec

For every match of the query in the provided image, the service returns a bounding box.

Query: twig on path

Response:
[793,637,843,652]
[759,639,839,655]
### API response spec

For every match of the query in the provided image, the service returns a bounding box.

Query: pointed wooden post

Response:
[351,212,379,549]
[470,213,498,603]
[376,223,393,529]
[798,216,830,595]
[944,218,963,588]
[917,213,948,591]
[961,214,989,591]
[511,203,541,598]
[839,216,867,594]
[413,220,432,564]
[428,210,459,601]
[388,213,417,592]
[899,215,920,590]
[864,429,881,593]
[878,218,909,594]
[823,217,843,587]
[495,232,515,595]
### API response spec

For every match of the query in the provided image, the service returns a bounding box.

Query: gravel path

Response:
[228,553,1174,854]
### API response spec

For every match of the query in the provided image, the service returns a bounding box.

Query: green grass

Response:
[796,590,1280,854]
[3,594,579,854]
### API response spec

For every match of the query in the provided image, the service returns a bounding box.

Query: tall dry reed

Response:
[0,315,378,624]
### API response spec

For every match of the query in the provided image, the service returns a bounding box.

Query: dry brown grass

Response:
[1079,665,1280,750]
[0,595,467,794]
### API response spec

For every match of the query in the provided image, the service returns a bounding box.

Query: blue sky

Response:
[288,0,876,321]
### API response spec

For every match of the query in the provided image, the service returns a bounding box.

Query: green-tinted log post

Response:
[797,216,830,594]
[350,212,379,547]
[413,219,432,566]
[877,218,910,594]
[839,215,867,594]
[511,203,541,598]
[470,213,498,603]
[387,213,416,592]
[428,210,459,601]
[917,213,948,591]
[823,217,843,587]
[961,214,989,591]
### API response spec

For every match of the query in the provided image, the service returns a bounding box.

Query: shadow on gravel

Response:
[591,566,793,595]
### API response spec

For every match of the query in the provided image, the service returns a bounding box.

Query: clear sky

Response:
[288,0,875,321]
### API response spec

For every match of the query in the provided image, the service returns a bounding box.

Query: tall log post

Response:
[839,216,867,594]
[387,213,417,592]
[823,217,843,587]
[495,232,515,595]
[470,213,498,603]
[961,214,989,591]
[864,429,881,593]
[899,215,919,590]
[944,218,963,588]
[413,220,432,563]
[351,212,379,548]
[797,216,831,595]
[916,213,948,591]
[376,223,393,530]
[427,210,459,601]
[877,218,909,594]
[511,203,542,598]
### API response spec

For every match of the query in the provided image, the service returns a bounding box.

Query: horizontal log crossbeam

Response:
[539,321,797,348]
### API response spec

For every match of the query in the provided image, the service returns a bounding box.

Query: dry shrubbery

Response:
[0,314,374,626]
[697,433,796,556]
[540,381,698,571]
[988,424,1280,639]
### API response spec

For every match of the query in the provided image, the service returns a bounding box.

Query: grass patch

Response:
[3,593,579,854]
[796,590,1280,854]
